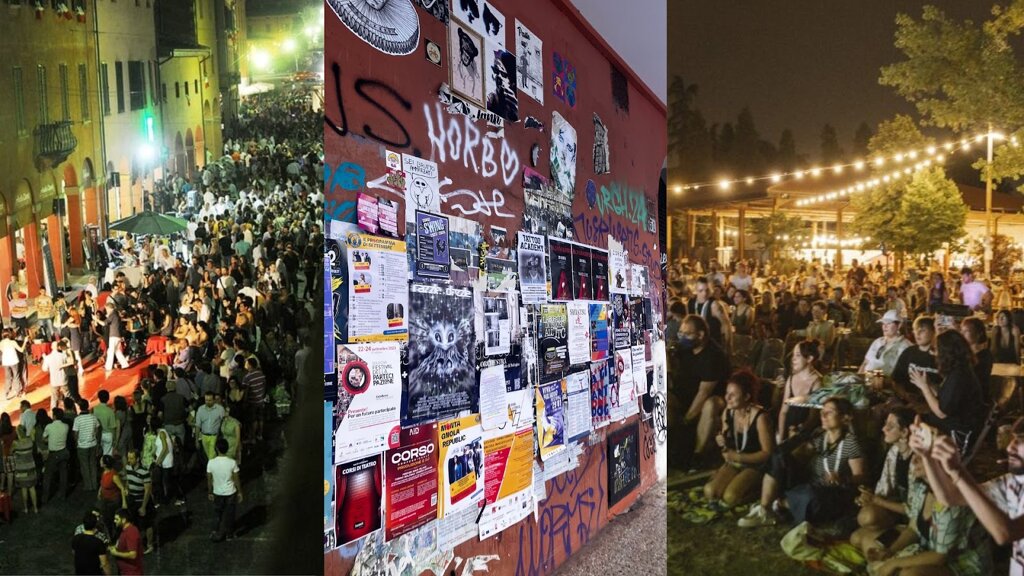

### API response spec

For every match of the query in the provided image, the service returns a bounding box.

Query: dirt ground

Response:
[667,437,1014,575]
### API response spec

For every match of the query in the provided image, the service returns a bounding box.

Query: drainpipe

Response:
[92,0,109,241]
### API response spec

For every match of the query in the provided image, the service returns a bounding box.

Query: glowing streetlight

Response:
[282,38,297,53]
[250,48,271,71]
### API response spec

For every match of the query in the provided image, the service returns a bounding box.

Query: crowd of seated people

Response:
[670,257,1024,575]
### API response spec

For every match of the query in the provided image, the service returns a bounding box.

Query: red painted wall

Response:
[326,0,666,573]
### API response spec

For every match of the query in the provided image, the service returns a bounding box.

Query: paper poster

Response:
[538,304,568,383]
[552,51,577,108]
[378,197,399,238]
[483,294,512,357]
[590,361,611,428]
[414,211,451,280]
[405,283,477,424]
[324,253,335,384]
[357,192,379,234]
[331,0,419,56]
[453,0,484,34]
[336,455,384,547]
[482,1,505,48]
[591,248,609,301]
[479,426,534,540]
[566,301,591,365]
[548,238,574,301]
[449,19,486,107]
[632,264,647,295]
[631,344,647,397]
[589,303,609,362]
[404,155,441,224]
[607,422,641,507]
[533,460,547,504]
[572,244,593,301]
[345,233,409,342]
[514,20,543,104]
[593,113,610,174]
[485,257,518,292]
[523,168,574,240]
[611,294,631,350]
[335,342,403,463]
[479,364,509,431]
[608,236,629,295]
[487,226,512,258]
[542,440,583,480]
[503,350,535,428]
[517,232,547,304]
[324,401,335,538]
[437,500,479,551]
[484,47,518,122]
[630,297,647,346]
[610,350,639,421]
[384,424,439,541]
[550,111,577,201]
[563,370,592,442]
[437,415,485,517]
[449,216,483,287]
[536,380,566,461]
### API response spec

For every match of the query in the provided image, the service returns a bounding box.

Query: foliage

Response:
[750,211,808,258]
[853,122,873,156]
[851,116,967,259]
[970,233,1023,278]
[820,124,844,164]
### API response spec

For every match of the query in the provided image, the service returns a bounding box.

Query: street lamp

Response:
[250,48,271,72]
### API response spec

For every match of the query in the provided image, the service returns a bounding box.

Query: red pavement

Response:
[5,351,153,426]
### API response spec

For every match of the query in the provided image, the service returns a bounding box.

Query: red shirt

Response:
[116,524,144,575]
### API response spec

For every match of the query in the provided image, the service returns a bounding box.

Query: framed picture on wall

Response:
[449,19,485,108]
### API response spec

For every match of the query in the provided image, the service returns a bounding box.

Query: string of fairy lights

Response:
[672,131,1020,207]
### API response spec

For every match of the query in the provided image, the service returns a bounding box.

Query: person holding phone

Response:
[910,330,986,456]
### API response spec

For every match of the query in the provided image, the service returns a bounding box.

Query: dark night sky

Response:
[670,1,994,163]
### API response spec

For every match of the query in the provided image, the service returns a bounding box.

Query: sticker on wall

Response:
[330,0,420,56]
[524,116,545,131]
[550,111,578,201]
[608,236,630,295]
[552,51,577,108]
[336,454,384,546]
[356,192,379,234]
[403,154,439,224]
[452,0,484,34]
[594,114,610,174]
[405,283,477,423]
[590,360,611,428]
[385,150,402,171]
[484,48,519,123]
[515,20,544,104]
[530,143,541,167]
[482,1,505,48]
[449,19,485,107]
[416,0,448,24]
[517,232,547,304]
[425,39,443,67]
[589,303,610,362]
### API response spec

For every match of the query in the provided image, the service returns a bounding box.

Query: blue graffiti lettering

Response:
[595,182,649,227]
[324,162,366,195]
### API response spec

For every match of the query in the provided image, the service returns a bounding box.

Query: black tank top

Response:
[688,298,723,344]
[725,408,764,455]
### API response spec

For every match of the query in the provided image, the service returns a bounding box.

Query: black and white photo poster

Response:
[514,20,543,104]
[517,232,547,304]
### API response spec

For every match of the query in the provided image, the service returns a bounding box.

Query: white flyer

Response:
[334,342,403,463]
[403,154,441,224]
[566,301,591,366]
[479,364,510,431]
[517,232,548,304]
[563,371,592,442]
[608,235,629,295]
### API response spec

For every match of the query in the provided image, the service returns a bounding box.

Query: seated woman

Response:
[991,309,1021,364]
[795,301,835,361]
[731,290,755,336]
[777,341,823,445]
[739,397,866,528]
[703,370,774,507]
[853,407,915,534]
[910,330,986,456]
[860,453,992,576]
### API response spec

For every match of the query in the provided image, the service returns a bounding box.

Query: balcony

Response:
[33,120,78,169]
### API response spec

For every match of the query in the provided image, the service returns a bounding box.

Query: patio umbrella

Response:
[108,211,188,236]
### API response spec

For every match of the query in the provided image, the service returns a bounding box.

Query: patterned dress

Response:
[12,437,37,489]
[898,481,992,576]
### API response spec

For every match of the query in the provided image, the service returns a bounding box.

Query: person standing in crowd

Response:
[242,358,267,444]
[12,424,38,514]
[124,449,155,555]
[42,407,70,502]
[73,399,100,493]
[42,340,69,409]
[108,508,144,575]
[95,300,130,375]
[959,267,991,312]
[93,390,117,458]
[195,391,226,462]
[207,437,242,543]
[1,328,25,400]
[71,511,112,575]
[35,290,55,341]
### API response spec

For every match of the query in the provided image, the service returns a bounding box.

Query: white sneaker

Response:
[737,504,777,528]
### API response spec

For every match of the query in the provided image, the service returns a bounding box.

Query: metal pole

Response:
[985,123,994,277]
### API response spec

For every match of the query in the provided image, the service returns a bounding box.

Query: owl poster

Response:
[403,154,440,224]
[404,282,477,424]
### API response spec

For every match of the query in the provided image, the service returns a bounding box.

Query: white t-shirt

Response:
[983,473,1024,576]
[207,456,239,496]
[730,274,753,291]
[961,281,990,309]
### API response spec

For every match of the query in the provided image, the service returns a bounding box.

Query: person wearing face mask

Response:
[686,277,732,351]
[703,370,774,508]
[859,451,991,576]
[921,418,1024,576]
[671,315,730,471]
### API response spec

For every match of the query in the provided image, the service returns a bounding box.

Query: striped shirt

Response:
[124,464,151,499]
[72,413,100,448]
[242,370,267,404]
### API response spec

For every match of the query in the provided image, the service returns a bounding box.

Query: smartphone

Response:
[914,423,934,451]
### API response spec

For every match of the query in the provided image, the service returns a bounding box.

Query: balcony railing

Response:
[33,120,78,168]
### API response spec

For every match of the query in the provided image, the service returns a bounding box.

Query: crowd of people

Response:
[670,256,1024,575]
[0,85,322,574]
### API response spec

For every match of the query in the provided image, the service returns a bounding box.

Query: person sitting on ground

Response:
[739,397,866,528]
[703,369,774,508]
[852,407,916,536]
[671,315,730,471]
[859,310,912,378]
[912,330,987,457]
[777,340,823,445]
